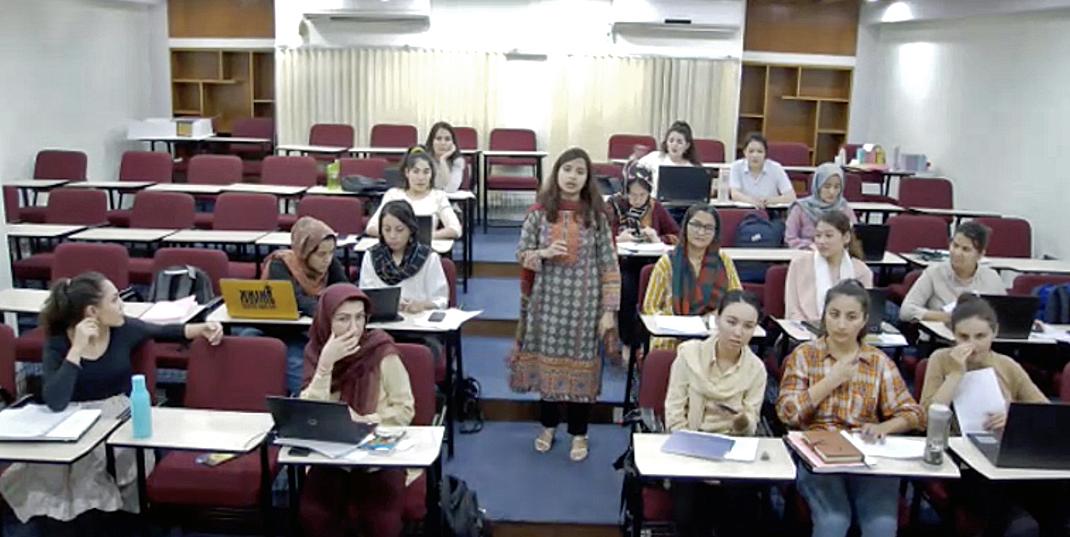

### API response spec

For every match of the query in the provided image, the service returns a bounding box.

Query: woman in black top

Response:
[0,272,221,531]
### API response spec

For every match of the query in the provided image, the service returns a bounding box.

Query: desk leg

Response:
[481,158,489,233]
[287,465,301,537]
[135,448,150,537]
[259,443,274,537]
[444,331,457,458]
[106,445,117,480]
[426,456,444,537]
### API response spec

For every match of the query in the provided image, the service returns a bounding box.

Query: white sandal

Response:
[534,427,555,453]
[570,435,589,461]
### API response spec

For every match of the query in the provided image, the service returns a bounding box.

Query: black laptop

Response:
[656,166,711,204]
[866,288,888,333]
[967,402,1070,470]
[854,224,890,262]
[980,294,1039,339]
[266,397,376,445]
[416,215,433,246]
[362,286,403,323]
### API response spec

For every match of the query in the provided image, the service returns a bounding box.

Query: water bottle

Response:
[923,403,952,465]
[130,374,153,439]
[326,159,341,191]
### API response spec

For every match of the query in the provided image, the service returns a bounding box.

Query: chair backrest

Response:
[231,117,275,140]
[693,139,725,164]
[638,349,677,419]
[489,128,536,151]
[913,358,929,401]
[185,337,286,411]
[34,150,87,180]
[52,242,130,288]
[841,143,863,158]
[309,123,354,147]
[453,126,479,150]
[152,248,231,294]
[339,158,388,180]
[370,124,418,148]
[765,264,789,319]
[131,341,159,404]
[886,214,948,253]
[607,134,657,160]
[1062,362,1070,403]
[130,191,195,229]
[1010,273,1070,297]
[638,264,655,315]
[45,188,108,225]
[261,156,317,187]
[212,192,278,231]
[3,186,18,223]
[119,151,173,183]
[718,208,767,248]
[296,195,365,236]
[974,217,1031,258]
[591,163,622,182]
[843,173,864,202]
[395,343,435,426]
[898,177,953,210]
[187,155,243,185]
[0,324,15,400]
[766,142,810,166]
[440,257,457,308]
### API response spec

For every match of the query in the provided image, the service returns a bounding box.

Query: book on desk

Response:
[0,404,102,442]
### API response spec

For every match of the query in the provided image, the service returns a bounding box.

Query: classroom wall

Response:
[849,7,1070,260]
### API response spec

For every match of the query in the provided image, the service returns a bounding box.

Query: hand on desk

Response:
[983,412,1007,433]
[856,423,888,443]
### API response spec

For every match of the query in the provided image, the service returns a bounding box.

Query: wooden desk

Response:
[69,227,177,243]
[132,134,211,155]
[640,314,767,340]
[353,236,454,256]
[145,183,224,195]
[254,232,358,248]
[949,437,1070,481]
[843,167,916,196]
[899,253,1070,275]
[5,179,70,206]
[277,144,350,156]
[0,418,123,465]
[632,434,796,481]
[910,207,1001,219]
[164,229,269,244]
[65,181,156,209]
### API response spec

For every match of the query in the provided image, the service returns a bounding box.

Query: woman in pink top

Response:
[785,163,857,249]
[785,211,872,322]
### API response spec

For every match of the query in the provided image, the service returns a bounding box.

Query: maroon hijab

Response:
[302,283,398,415]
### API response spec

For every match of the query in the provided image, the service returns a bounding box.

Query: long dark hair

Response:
[954,221,991,252]
[39,271,107,336]
[817,211,864,260]
[400,146,437,190]
[662,120,702,166]
[424,121,461,165]
[819,279,870,343]
[951,292,998,332]
[537,147,606,227]
[377,199,419,247]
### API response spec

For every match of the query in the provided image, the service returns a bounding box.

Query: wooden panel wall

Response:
[168,0,275,38]
[744,0,860,56]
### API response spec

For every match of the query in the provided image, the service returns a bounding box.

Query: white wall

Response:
[0,0,171,287]
[850,8,1070,259]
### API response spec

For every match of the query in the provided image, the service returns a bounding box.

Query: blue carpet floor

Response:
[471,226,522,263]
[459,277,519,321]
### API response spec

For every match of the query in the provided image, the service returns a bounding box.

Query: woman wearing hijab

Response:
[642,204,742,351]
[262,216,348,316]
[299,284,414,537]
[784,163,857,250]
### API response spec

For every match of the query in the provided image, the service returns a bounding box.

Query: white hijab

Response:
[813,248,854,312]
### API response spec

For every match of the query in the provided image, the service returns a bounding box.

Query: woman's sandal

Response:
[534,427,555,453]
[569,435,589,462]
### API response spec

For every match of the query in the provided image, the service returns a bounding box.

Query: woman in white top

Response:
[784,210,873,323]
[425,121,465,193]
[359,200,449,312]
[365,146,463,239]
[729,133,797,209]
[636,120,703,196]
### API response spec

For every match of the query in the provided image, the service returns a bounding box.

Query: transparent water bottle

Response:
[130,374,153,439]
[923,403,952,465]
[326,159,341,191]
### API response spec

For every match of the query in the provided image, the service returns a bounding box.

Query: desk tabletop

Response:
[920,320,1070,346]
[788,432,960,478]
[348,146,409,155]
[65,181,156,190]
[277,144,350,154]
[132,134,212,142]
[5,223,86,238]
[868,252,908,266]
[220,183,309,196]
[949,437,1070,480]
[773,319,908,347]
[0,289,179,320]
[0,418,123,465]
[850,202,906,212]
[617,241,672,258]
[165,229,270,243]
[145,183,224,194]
[633,434,796,481]
[107,407,273,452]
[640,314,767,339]
[70,227,177,242]
[205,136,272,144]
[721,247,807,263]
[207,304,313,326]
[353,236,454,255]
[4,179,71,189]
[481,150,548,158]
[910,207,1002,218]
[277,426,444,468]
[988,257,1070,274]
[256,232,360,248]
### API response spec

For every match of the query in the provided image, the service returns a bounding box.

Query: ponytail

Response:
[39,272,106,336]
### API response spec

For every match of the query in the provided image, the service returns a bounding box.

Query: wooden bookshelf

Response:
[170,49,274,133]
[736,63,853,164]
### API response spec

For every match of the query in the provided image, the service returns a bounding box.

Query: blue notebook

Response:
[660,430,736,461]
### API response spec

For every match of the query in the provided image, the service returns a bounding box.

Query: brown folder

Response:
[802,430,864,464]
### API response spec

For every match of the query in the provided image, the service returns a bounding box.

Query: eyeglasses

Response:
[687,221,716,234]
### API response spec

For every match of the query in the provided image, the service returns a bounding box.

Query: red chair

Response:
[21,150,89,223]
[898,177,953,210]
[229,118,276,176]
[370,124,418,148]
[717,208,767,248]
[453,127,479,150]
[108,151,175,226]
[889,269,923,305]
[886,214,948,253]
[1010,274,1070,297]
[262,156,318,230]
[395,343,438,523]
[634,349,678,523]
[339,158,388,180]
[638,264,655,316]
[974,217,1031,258]
[483,128,541,230]
[146,337,285,525]
[187,155,243,186]
[843,173,864,202]
[0,324,15,401]
[693,139,725,164]
[296,196,365,236]
[130,191,196,229]
[764,265,789,320]
[4,186,19,223]
[607,134,657,161]
[309,123,354,148]
[767,142,811,194]
[212,193,279,231]
[11,189,110,282]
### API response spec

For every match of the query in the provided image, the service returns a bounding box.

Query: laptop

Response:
[980,294,1039,339]
[266,397,376,445]
[416,215,433,246]
[866,288,887,334]
[854,224,890,262]
[361,286,403,323]
[219,279,300,320]
[967,402,1070,470]
[656,166,711,204]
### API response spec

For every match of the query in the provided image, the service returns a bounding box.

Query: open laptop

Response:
[219,279,300,320]
[266,397,375,445]
[416,215,433,246]
[362,286,403,323]
[967,402,1070,470]
[656,166,711,205]
[854,224,890,262]
[980,294,1039,339]
[801,288,887,335]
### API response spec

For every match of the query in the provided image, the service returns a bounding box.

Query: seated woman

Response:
[262,216,347,317]
[900,221,1005,323]
[635,120,703,197]
[642,204,742,351]
[777,280,923,537]
[366,146,462,240]
[919,294,1065,537]
[785,163,857,249]
[299,284,414,537]
[0,272,221,532]
[729,133,797,209]
[425,121,465,193]
[665,291,767,537]
[785,211,873,323]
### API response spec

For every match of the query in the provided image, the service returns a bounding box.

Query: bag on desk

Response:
[340,175,389,195]
[1035,283,1070,323]
[148,265,215,304]
[441,475,491,537]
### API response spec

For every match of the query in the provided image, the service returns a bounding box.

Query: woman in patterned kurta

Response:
[509,147,621,462]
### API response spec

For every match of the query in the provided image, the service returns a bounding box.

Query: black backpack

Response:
[733,214,785,283]
[440,475,491,537]
[1036,283,1070,323]
[147,265,215,304]
[455,377,484,434]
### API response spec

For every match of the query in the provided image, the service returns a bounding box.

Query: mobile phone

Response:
[289,446,311,457]
[428,311,446,322]
[195,453,237,467]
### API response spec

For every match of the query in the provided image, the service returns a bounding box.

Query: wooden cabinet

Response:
[736,63,852,165]
[170,49,274,133]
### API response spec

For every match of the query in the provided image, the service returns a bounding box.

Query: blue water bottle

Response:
[130,374,153,439]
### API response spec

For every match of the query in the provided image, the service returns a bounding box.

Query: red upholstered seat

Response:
[394,344,437,521]
[108,151,175,226]
[14,327,44,364]
[607,134,657,161]
[642,486,673,521]
[339,158,389,180]
[148,447,281,508]
[485,175,538,190]
[297,196,365,236]
[898,177,953,210]
[693,138,725,163]
[764,265,789,319]
[370,124,418,148]
[23,149,88,223]
[975,217,1031,258]
[886,214,948,253]
[889,269,923,305]
[13,188,109,279]
[0,325,14,399]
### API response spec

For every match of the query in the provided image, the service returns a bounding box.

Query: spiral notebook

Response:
[0,404,101,442]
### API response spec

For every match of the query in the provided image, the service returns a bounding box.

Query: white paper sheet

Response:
[841,430,925,459]
[619,241,672,255]
[647,315,709,336]
[140,296,199,324]
[0,404,99,440]
[413,308,482,330]
[275,437,361,458]
[952,367,1007,434]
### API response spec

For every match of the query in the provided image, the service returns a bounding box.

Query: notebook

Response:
[0,404,102,442]
[219,279,300,320]
[660,430,736,461]
[801,430,864,464]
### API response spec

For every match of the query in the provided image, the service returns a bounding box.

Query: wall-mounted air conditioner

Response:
[304,0,431,30]
[610,0,743,39]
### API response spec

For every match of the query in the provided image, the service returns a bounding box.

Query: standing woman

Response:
[0,272,222,533]
[509,147,620,462]
[642,204,742,351]
[785,163,857,249]
[729,133,797,209]
[366,146,462,240]
[777,280,924,537]
[299,284,414,537]
[425,121,465,193]
[636,120,703,196]
[785,211,873,323]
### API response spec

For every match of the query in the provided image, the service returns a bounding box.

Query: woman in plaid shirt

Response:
[776,279,924,537]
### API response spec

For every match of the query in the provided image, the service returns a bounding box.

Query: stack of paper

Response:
[0,404,102,441]
[842,430,925,459]
[952,368,1007,434]
[141,296,199,324]
[647,315,709,337]
[619,242,672,255]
